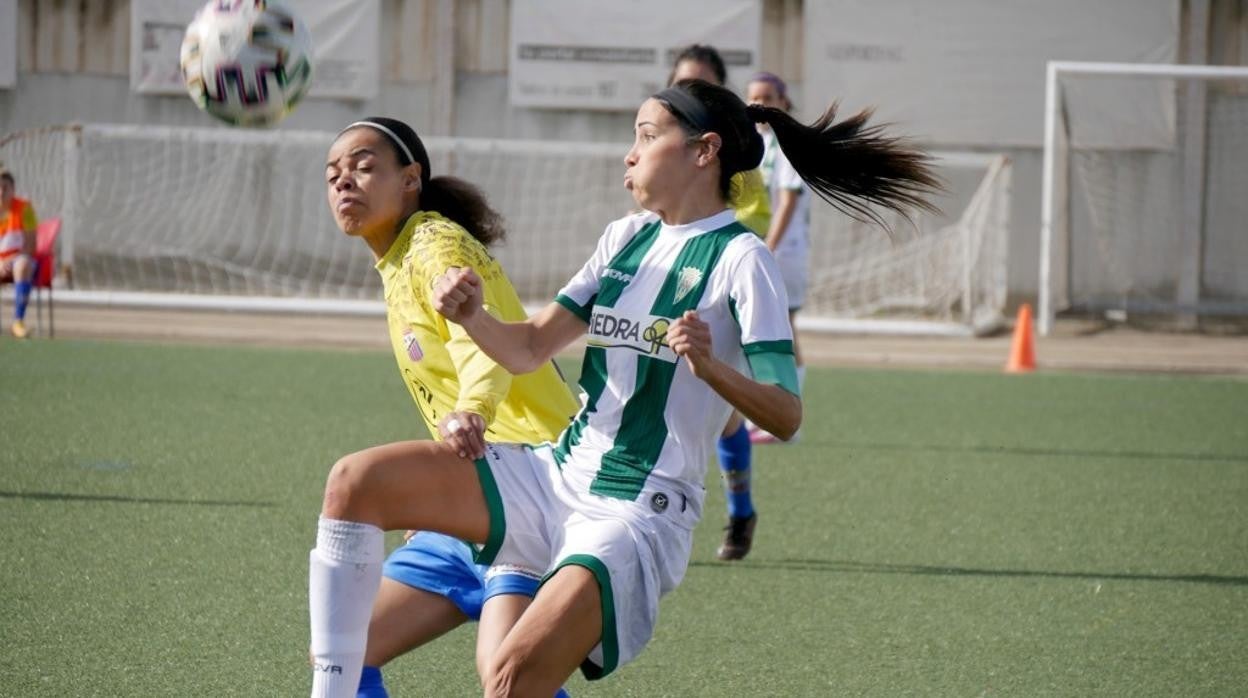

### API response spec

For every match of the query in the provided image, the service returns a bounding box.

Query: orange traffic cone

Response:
[1005,303,1036,373]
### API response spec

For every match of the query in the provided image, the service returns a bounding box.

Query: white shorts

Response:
[472,443,698,679]
[773,246,808,311]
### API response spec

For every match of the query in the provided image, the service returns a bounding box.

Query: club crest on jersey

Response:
[402,329,424,362]
[586,308,677,363]
[674,266,703,302]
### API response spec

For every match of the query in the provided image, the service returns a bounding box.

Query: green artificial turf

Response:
[1,339,1244,696]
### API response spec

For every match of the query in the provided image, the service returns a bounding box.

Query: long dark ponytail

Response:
[343,117,506,247]
[747,102,940,226]
[656,80,941,228]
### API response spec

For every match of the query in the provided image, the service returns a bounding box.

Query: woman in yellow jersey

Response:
[668,45,766,560]
[321,117,578,697]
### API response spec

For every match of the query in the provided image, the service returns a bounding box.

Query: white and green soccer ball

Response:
[180,0,314,127]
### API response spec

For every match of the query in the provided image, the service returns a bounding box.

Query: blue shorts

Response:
[382,531,540,620]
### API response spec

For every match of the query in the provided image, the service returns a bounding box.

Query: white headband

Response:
[340,120,417,167]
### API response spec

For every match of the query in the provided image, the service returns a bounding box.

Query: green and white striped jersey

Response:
[553,209,797,513]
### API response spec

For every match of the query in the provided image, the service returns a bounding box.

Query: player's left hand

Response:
[667,310,716,379]
[439,411,487,460]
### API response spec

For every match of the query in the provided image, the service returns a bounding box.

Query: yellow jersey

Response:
[730,169,770,237]
[377,211,579,444]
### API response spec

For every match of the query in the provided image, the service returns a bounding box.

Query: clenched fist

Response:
[667,310,716,379]
[433,267,483,324]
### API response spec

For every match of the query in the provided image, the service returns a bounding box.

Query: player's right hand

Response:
[668,310,716,379]
[433,266,483,324]
[438,410,487,460]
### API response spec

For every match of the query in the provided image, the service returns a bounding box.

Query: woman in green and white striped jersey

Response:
[307,78,939,698]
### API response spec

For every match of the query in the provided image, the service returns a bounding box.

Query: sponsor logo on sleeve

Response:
[603,268,634,284]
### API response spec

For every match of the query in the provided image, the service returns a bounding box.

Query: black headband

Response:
[654,86,713,133]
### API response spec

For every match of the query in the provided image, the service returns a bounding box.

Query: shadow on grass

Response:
[806,441,1248,465]
[0,490,275,508]
[690,558,1248,586]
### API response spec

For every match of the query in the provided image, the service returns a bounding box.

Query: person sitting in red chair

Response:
[0,165,38,339]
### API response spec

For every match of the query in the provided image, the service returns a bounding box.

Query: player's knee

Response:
[482,650,546,698]
[322,450,380,519]
[481,653,515,697]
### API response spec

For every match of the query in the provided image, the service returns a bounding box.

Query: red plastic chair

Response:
[32,217,61,337]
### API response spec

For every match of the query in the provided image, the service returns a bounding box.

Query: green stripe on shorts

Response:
[471,456,506,566]
[546,554,619,680]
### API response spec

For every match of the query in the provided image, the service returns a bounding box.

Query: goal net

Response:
[1,123,1009,334]
[1040,61,1248,334]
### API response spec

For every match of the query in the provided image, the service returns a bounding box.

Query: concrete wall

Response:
[2,0,1244,305]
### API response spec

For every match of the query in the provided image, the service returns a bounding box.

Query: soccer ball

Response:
[180,0,313,127]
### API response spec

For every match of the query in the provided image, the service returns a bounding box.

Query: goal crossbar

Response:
[1039,61,1248,335]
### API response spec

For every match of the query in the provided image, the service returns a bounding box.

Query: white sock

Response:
[309,516,384,698]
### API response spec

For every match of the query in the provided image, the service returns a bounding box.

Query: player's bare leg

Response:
[477,595,531,682]
[311,440,489,697]
[365,579,468,667]
[483,566,602,697]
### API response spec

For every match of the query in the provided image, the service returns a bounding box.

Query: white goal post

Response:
[1,123,1010,336]
[1039,61,1248,335]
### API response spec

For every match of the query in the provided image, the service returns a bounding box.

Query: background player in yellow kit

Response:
[323,116,578,697]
